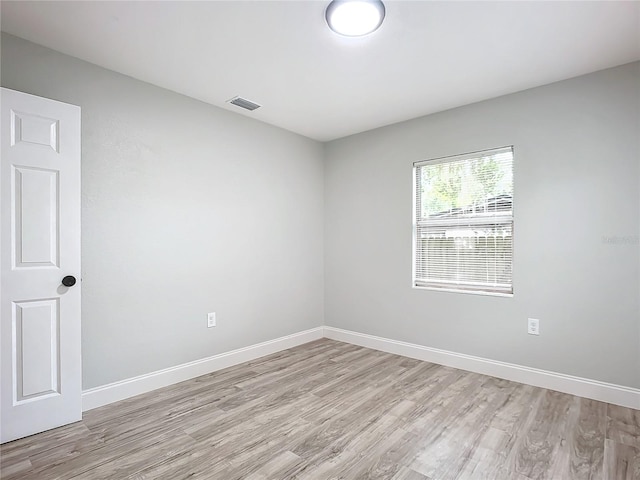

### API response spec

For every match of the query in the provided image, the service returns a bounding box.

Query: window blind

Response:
[413,146,514,294]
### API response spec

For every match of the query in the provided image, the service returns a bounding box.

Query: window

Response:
[413,146,514,295]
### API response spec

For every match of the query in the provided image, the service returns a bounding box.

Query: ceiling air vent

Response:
[227,96,261,111]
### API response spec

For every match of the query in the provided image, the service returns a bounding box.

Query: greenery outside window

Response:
[413,146,514,295]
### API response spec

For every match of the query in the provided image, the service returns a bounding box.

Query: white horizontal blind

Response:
[414,147,514,294]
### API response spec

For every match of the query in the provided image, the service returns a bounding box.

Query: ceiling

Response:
[2,1,639,142]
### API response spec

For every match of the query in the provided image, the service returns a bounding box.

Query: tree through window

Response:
[413,147,514,295]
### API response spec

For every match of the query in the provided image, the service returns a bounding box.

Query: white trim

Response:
[413,145,514,168]
[412,285,514,298]
[82,325,639,412]
[323,326,640,410]
[82,327,324,411]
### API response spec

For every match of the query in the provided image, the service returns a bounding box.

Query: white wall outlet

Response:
[527,318,540,335]
[207,312,216,328]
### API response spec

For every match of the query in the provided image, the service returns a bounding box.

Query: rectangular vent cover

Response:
[228,96,261,111]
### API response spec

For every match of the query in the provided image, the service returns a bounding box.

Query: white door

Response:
[1,88,81,444]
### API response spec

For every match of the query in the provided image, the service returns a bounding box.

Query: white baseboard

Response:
[82,327,324,411]
[323,326,640,410]
[83,325,639,412]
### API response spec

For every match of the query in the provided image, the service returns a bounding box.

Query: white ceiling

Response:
[2,1,639,141]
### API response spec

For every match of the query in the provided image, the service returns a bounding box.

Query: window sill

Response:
[412,285,513,298]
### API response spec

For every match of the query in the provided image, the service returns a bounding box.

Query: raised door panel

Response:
[13,166,59,268]
[13,299,60,402]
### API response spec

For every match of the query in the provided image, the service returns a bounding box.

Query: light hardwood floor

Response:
[1,339,639,479]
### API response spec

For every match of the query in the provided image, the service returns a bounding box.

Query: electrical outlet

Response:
[207,312,216,328]
[527,318,539,335]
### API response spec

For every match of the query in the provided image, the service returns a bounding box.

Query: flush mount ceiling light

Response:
[325,0,385,37]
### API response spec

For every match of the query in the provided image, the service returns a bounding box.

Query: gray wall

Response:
[324,62,640,389]
[3,32,638,391]
[1,33,325,389]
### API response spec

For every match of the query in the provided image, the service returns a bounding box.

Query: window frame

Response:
[412,146,515,297]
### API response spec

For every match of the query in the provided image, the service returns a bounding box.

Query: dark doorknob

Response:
[61,275,77,287]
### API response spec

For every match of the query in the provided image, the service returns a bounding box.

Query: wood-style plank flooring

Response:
[1,339,639,479]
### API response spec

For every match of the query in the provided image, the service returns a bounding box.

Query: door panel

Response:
[14,299,60,401]
[1,88,81,444]
[11,110,60,152]
[13,166,59,267]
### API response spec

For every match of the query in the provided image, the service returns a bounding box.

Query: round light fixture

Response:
[325,0,385,37]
